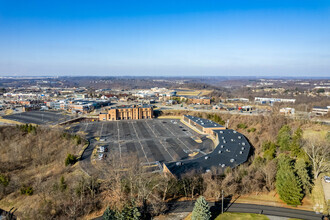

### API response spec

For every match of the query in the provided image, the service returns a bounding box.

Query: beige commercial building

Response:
[99,105,153,121]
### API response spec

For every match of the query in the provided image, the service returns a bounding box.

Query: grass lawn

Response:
[215,212,269,220]
[312,176,328,215]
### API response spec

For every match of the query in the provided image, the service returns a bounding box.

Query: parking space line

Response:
[158,120,176,136]
[177,138,193,153]
[131,121,140,139]
[131,121,150,164]
[145,120,158,137]
[159,138,175,161]
[84,123,89,132]
[116,121,122,166]
[99,122,104,137]
[139,141,150,164]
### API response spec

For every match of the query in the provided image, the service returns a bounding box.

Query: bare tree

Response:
[303,136,330,179]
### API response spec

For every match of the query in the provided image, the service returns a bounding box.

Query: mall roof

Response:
[184,115,224,128]
[165,128,251,178]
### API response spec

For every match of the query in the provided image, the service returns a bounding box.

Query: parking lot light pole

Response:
[222,190,224,214]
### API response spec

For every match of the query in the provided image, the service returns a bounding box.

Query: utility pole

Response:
[222,190,224,214]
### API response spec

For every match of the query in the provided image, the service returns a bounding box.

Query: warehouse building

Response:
[99,104,153,121]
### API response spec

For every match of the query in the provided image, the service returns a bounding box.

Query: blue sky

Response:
[0,0,329,77]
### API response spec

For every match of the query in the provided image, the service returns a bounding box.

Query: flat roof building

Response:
[164,128,251,178]
[189,97,211,105]
[183,115,225,134]
[312,106,329,116]
[254,97,296,104]
[99,104,153,121]
[164,115,251,177]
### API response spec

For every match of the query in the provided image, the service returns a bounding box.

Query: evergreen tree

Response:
[103,202,141,220]
[276,156,303,206]
[192,196,211,220]
[277,125,292,151]
[290,127,303,157]
[295,158,312,194]
[262,141,277,161]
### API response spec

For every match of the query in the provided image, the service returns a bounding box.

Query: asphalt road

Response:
[166,201,324,220]
[93,200,324,220]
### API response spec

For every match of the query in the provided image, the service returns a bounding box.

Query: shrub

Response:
[59,176,67,192]
[74,135,82,145]
[0,174,9,187]
[20,186,34,196]
[237,123,248,129]
[65,154,77,166]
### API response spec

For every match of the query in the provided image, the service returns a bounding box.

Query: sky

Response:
[0,0,329,77]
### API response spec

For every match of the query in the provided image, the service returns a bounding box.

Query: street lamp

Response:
[222,189,224,214]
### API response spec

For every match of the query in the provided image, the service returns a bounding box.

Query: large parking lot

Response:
[68,119,213,172]
[2,110,74,125]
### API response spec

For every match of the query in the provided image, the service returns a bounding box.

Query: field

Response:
[67,119,214,173]
[176,89,212,96]
[2,110,75,125]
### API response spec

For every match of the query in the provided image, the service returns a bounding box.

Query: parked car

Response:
[98,153,107,160]
[324,176,330,183]
[99,146,108,153]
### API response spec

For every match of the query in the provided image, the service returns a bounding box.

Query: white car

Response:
[98,153,107,160]
[324,176,330,183]
[99,146,108,153]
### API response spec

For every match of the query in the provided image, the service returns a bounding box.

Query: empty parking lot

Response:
[2,110,75,125]
[68,119,213,171]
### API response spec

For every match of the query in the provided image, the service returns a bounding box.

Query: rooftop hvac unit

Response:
[230,159,235,163]
[242,142,245,146]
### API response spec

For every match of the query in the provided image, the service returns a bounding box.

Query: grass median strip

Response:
[215,212,269,220]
